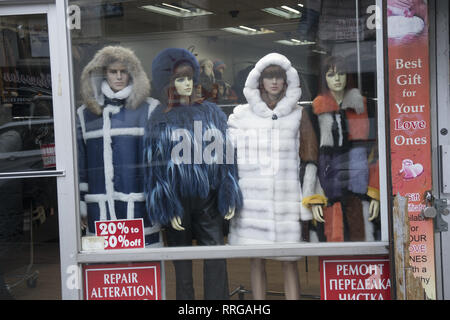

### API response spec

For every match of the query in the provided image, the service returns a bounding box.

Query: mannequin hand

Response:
[312,205,325,223]
[81,217,87,231]
[171,216,185,231]
[225,208,235,220]
[369,200,380,221]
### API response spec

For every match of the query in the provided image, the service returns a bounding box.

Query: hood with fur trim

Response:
[151,48,200,103]
[80,46,150,115]
[243,52,301,118]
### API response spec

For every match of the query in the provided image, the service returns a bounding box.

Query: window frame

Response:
[63,0,390,299]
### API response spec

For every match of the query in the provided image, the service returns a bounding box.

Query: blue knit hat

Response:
[151,48,200,101]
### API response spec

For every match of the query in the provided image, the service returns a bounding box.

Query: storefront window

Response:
[70,0,384,299]
[0,13,60,299]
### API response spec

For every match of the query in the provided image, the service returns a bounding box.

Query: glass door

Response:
[433,0,450,300]
[0,2,76,300]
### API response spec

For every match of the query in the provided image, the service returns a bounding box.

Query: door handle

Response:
[0,170,65,179]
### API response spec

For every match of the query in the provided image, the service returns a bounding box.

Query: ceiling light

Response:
[312,49,328,55]
[239,25,257,32]
[276,39,315,46]
[298,3,304,7]
[161,3,191,13]
[281,5,300,15]
[222,26,275,35]
[261,7,302,19]
[140,4,213,18]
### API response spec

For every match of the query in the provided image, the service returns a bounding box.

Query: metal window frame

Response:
[0,0,392,300]
[430,0,450,301]
[0,0,81,299]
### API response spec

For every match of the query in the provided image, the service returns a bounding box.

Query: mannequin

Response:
[199,58,215,100]
[144,48,243,300]
[227,53,323,299]
[311,56,379,242]
[212,60,238,104]
[76,46,161,247]
[213,59,226,81]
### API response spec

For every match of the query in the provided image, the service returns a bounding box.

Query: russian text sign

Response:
[320,256,391,300]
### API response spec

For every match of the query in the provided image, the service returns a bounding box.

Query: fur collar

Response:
[101,80,133,102]
[80,46,150,115]
[313,88,365,115]
[243,53,301,118]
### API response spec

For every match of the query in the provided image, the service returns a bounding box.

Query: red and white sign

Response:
[40,143,56,168]
[320,256,391,300]
[95,219,145,250]
[387,0,436,299]
[83,262,162,300]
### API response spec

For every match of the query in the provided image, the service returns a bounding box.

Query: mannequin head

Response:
[325,67,347,93]
[151,48,201,108]
[200,59,214,77]
[166,62,201,111]
[259,64,287,109]
[320,56,351,94]
[105,61,130,92]
[174,66,194,97]
[213,60,226,80]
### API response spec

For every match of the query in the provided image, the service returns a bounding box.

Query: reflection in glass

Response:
[0,14,55,174]
[0,14,59,300]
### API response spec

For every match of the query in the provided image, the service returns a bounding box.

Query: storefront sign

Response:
[95,219,145,250]
[320,256,391,300]
[387,0,436,299]
[83,262,161,300]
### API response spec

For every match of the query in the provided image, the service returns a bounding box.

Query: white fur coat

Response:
[227,53,317,246]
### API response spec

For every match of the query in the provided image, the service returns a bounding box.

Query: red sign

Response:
[83,262,162,300]
[40,143,55,168]
[320,256,391,300]
[387,0,436,299]
[95,219,145,250]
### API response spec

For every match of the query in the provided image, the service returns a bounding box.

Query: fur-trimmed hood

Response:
[243,53,301,118]
[80,46,150,115]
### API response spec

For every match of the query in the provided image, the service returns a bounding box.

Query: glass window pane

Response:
[71,0,381,244]
[70,0,383,299]
[0,14,55,174]
[0,14,60,300]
